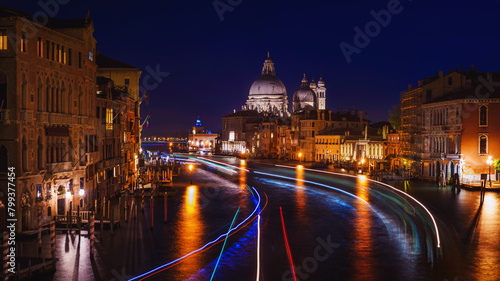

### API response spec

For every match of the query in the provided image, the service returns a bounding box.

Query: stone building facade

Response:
[0,9,98,231]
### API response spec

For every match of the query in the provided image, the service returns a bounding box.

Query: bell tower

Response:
[317,76,326,110]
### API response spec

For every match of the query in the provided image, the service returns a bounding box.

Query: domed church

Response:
[243,53,291,117]
[293,74,326,112]
[242,54,326,116]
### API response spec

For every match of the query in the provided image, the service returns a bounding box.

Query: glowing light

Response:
[189,164,193,172]
[359,175,367,183]
[128,187,263,281]
[139,148,143,153]
[65,191,71,199]
[187,185,196,206]
[298,153,302,158]
[280,207,297,281]
[361,158,366,164]
[169,142,173,147]
[487,156,493,165]
[240,160,246,165]
[210,207,240,281]
[297,165,303,170]
[256,215,261,281]
[79,189,85,196]
[274,164,442,249]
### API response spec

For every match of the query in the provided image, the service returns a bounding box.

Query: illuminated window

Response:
[106,108,113,130]
[229,131,235,141]
[479,135,487,155]
[89,51,94,61]
[62,46,66,64]
[36,185,43,202]
[21,32,27,52]
[0,30,6,50]
[37,38,42,57]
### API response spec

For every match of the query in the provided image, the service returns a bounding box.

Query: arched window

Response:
[22,74,28,109]
[37,78,43,111]
[22,137,28,171]
[79,90,84,116]
[45,79,51,112]
[61,82,66,114]
[479,135,487,155]
[479,106,487,126]
[68,137,73,163]
[0,145,7,172]
[38,137,44,170]
[0,72,7,109]
[67,87,73,115]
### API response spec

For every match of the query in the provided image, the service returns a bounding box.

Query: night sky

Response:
[4,0,500,135]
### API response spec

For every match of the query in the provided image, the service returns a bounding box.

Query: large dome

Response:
[249,74,287,96]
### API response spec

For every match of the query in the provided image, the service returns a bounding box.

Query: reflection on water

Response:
[295,165,306,213]
[351,176,375,280]
[177,185,204,274]
[471,193,500,280]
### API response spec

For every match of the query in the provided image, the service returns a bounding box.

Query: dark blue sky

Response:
[4,0,500,135]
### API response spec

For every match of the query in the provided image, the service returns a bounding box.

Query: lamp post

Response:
[487,156,493,187]
[188,164,193,185]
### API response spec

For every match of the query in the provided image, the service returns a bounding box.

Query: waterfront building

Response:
[420,72,500,183]
[188,116,218,154]
[0,7,98,231]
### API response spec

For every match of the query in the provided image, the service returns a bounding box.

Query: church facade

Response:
[223,54,328,154]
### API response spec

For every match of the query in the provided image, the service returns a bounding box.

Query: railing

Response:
[20,110,35,123]
[46,162,72,174]
[0,109,10,123]
[72,210,91,221]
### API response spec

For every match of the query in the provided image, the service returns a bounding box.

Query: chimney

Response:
[408,84,412,90]
[364,112,367,120]
[359,110,364,122]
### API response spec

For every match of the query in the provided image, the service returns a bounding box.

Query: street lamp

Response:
[188,164,194,184]
[298,152,302,163]
[487,156,493,187]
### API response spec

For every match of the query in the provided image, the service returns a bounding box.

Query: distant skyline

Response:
[4,0,500,135]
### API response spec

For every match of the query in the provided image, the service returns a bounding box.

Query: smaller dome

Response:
[293,74,317,111]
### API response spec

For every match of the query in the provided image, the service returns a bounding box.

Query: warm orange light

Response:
[298,153,302,158]
[361,158,366,164]
[297,165,304,170]
[169,142,173,146]
[359,175,367,183]
[188,164,193,171]
[240,159,246,165]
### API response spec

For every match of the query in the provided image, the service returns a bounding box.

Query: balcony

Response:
[0,109,11,124]
[46,162,73,174]
[20,110,35,124]
[36,112,49,123]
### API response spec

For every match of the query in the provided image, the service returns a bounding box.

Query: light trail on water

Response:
[128,186,264,281]
[275,165,441,249]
